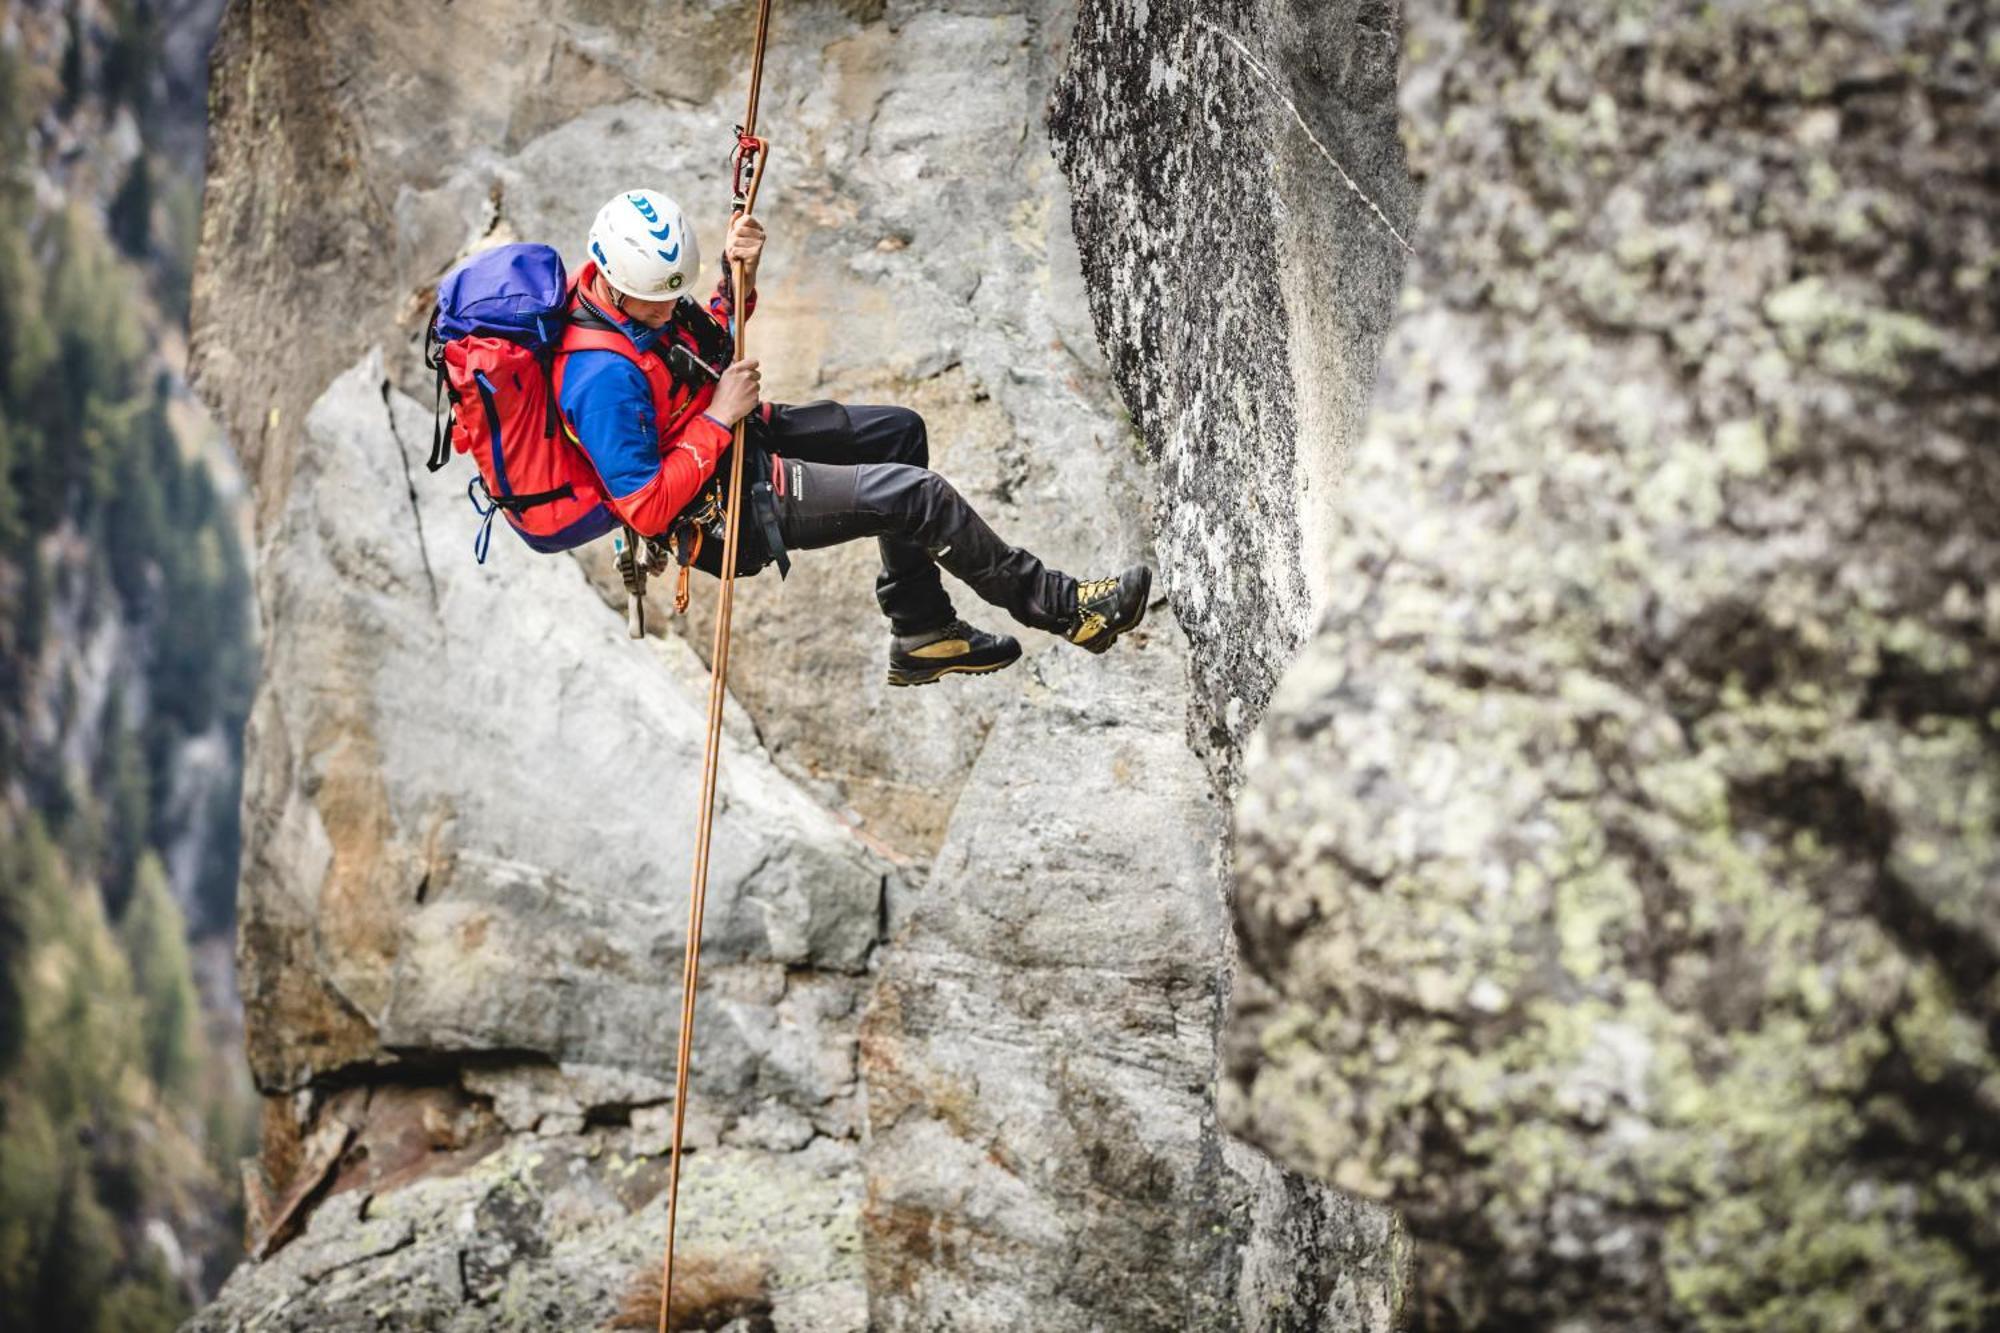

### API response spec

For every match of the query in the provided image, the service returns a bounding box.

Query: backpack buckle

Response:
[466,475,500,565]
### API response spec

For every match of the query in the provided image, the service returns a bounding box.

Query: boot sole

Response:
[887,656,1021,688]
[1081,568,1153,655]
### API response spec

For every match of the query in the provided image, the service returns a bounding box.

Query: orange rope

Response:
[658,3,774,1329]
[743,0,773,142]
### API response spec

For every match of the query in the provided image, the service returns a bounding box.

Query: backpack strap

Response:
[423,318,453,473]
[466,474,577,565]
[555,288,724,509]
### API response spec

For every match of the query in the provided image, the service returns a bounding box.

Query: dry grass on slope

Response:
[607,1249,772,1331]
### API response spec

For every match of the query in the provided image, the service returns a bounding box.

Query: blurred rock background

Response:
[1223,2,2000,1328]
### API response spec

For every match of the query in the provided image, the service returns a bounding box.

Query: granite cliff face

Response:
[1053,0,1414,779]
[187,1,1406,1328]
[1224,2,2000,1328]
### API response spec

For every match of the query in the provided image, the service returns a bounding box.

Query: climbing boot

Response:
[887,618,1023,687]
[1064,565,1152,654]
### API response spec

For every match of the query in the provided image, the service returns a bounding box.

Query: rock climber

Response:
[555,188,1153,686]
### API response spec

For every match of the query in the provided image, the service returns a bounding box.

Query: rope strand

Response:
[659,3,775,1330]
[743,0,773,138]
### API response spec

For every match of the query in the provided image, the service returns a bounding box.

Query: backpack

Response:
[424,244,618,562]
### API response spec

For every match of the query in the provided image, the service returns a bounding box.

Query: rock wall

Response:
[1224,2,2000,1328]
[187,0,1410,1328]
[1052,0,1414,778]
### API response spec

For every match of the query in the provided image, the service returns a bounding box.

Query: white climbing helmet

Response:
[587,189,701,302]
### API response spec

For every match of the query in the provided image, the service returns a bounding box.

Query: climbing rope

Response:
[658,2,775,1329]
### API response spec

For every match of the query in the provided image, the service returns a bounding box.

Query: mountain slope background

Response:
[0,3,252,1329]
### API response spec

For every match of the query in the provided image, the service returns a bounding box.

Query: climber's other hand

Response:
[709,358,762,426]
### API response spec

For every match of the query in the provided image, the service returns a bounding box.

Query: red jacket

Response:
[552,261,752,536]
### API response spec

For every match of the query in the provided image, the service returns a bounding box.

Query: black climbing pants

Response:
[721,401,1077,637]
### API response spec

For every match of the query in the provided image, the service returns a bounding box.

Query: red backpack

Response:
[424,244,617,561]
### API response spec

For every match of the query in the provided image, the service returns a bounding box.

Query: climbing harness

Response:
[665,479,722,617]
[605,304,735,633]
[658,0,775,1327]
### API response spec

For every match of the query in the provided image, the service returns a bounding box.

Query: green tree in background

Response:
[0,815,198,1330]
[110,155,155,258]
[0,45,254,912]
[35,1162,123,1331]
[0,858,23,1072]
[101,702,153,916]
[96,1261,195,1333]
[120,855,203,1101]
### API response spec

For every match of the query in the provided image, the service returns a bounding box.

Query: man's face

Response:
[618,292,678,329]
[591,271,677,329]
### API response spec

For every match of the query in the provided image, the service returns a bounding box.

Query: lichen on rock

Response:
[1223,2,2000,1326]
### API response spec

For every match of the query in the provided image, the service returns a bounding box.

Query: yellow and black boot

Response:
[887,618,1023,687]
[1064,565,1152,654]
